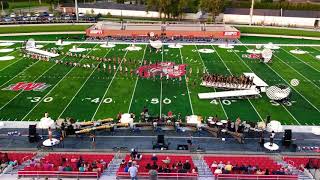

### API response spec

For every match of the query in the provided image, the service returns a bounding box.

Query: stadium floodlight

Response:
[75,0,79,22]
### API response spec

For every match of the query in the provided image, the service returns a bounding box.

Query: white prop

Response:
[264,42,280,50]
[186,115,202,126]
[120,113,133,125]
[38,117,55,129]
[312,126,320,135]
[168,44,183,49]
[246,49,262,54]
[150,40,163,49]
[198,49,215,53]
[100,43,116,48]
[218,44,234,49]
[290,49,307,54]
[261,48,273,63]
[267,120,283,133]
[125,45,142,51]
[26,39,36,49]
[0,56,15,61]
[0,42,14,46]
[0,48,14,53]
[316,55,320,60]
[69,46,86,53]
[56,39,71,46]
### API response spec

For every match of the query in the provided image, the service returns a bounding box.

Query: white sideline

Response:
[21,43,94,120]
[1,39,320,47]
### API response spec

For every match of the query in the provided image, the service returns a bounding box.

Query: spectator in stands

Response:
[225,161,233,173]
[151,154,158,161]
[162,156,171,165]
[48,127,53,140]
[79,164,86,172]
[149,168,158,180]
[164,165,171,173]
[177,161,183,169]
[265,169,270,175]
[131,149,138,160]
[183,160,191,171]
[192,167,198,173]
[136,154,142,161]
[58,163,64,171]
[145,163,152,170]
[214,167,222,175]
[151,161,158,170]
[128,161,138,180]
[211,161,218,168]
[64,165,72,171]
[217,161,225,169]
[158,165,164,173]
[124,164,130,172]
[256,168,264,175]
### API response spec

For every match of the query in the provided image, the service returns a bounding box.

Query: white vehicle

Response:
[78,13,85,17]
[26,13,31,17]
[34,12,40,17]
[22,16,29,21]
[10,13,16,18]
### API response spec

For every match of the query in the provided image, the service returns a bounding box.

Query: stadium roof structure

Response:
[86,21,240,39]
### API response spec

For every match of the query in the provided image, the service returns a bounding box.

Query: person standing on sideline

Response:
[90,134,96,149]
[269,131,275,146]
[128,162,138,180]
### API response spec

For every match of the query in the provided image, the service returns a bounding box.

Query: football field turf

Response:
[0,40,319,125]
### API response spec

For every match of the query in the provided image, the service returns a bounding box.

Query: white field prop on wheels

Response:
[198,49,215,53]
[290,49,307,54]
[0,48,14,53]
[218,44,234,49]
[246,49,262,54]
[125,44,142,51]
[56,39,71,46]
[0,56,15,61]
[150,40,163,49]
[264,42,280,50]
[261,48,273,63]
[0,42,14,46]
[168,44,183,49]
[100,42,116,48]
[69,45,86,52]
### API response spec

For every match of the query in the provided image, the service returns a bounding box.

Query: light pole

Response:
[75,0,79,22]
[249,0,254,26]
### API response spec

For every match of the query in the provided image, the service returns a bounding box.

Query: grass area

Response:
[0,25,90,34]
[0,39,319,125]
[240,36,320,44]
[9,1,49,9]
[237,26,320,38]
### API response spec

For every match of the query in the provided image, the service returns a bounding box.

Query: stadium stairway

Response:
[191,154,213,179]
[272,155,314,180]
[103,152,126,176]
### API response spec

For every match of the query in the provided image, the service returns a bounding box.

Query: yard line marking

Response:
[211,45,263,121]
[179,48,194,115]
[91,49,129,120]
[127,46,147,113]
[0,43,50,88]
[0,48,25,72]
[195,45,228,119]
[282,47,320,73]
[0,62,58,112]
[160,46,163,118]
[273,54,320,90]
[21,43,95,120]
[57,48,113,119]
[240,44,320,114]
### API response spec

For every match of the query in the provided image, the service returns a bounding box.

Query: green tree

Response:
[199,0,223,22]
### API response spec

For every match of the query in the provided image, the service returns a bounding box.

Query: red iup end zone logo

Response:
[2,82,51,91]
[137,62,187,78]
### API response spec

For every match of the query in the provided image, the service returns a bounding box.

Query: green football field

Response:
[0,40,319,125]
